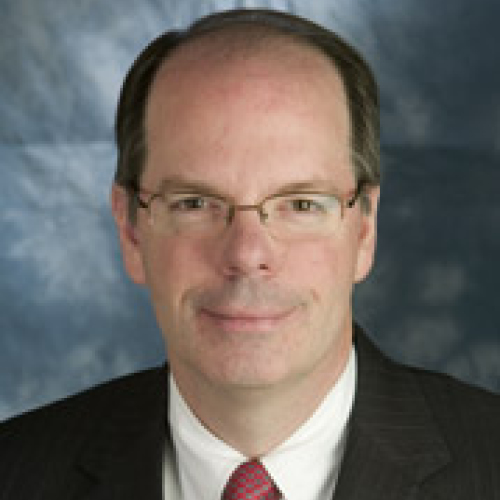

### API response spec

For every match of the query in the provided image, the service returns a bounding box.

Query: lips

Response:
[199,307,295,333]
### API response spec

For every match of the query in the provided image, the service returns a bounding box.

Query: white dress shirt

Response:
[164,347,356,500]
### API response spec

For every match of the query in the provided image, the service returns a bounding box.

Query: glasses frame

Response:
[131,182,365,233]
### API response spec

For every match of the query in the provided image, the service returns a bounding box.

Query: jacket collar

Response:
[72,326,451,500]
[334,325,451,500]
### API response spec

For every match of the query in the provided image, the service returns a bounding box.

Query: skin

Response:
[112,36,379,457]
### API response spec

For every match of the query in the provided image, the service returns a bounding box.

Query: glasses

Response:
[133,183,363,239]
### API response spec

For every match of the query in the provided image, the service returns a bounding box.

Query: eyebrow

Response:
[272,181,341,195]
[156,176,342,197]
[158,177,224,196]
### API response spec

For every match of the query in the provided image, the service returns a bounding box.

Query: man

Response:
[0,8,499,500]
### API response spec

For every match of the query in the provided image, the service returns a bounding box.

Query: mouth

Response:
[198,307,296,333]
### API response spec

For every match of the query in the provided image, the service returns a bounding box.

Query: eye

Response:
[168,195,208,212]
[270,193,339,219]
[290,198,325,213]
[279,195,330,214]
[166,194,226,215]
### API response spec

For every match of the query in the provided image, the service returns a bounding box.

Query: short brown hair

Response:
[114,9,380,217]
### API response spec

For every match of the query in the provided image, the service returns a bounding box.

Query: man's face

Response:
[113,39,379,397]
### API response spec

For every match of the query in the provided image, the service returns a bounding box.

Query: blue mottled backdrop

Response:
[1,0,499,420]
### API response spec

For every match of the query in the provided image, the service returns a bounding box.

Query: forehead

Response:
[148,27,348,122]
[143,29,352,190]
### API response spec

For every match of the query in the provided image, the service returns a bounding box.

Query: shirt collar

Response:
[169,347,356,500]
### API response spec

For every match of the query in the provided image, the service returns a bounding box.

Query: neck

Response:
[171,335,352,458]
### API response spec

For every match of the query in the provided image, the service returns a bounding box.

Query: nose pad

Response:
[219,209,278,277]
[226,204,269,226]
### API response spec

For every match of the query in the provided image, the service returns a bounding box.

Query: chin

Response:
[193,347,291,390]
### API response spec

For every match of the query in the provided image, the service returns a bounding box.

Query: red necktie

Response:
[222,460,281,500]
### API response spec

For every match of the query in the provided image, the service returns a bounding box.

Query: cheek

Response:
[142,237,209,311]
[286,239,358,343]
[288,239,357,301]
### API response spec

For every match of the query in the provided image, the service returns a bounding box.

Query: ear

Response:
[111,183,147,285]
[354,185,380,283]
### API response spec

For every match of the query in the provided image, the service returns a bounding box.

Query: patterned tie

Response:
[222,460,281,500]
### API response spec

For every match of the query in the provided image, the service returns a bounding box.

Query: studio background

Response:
[1,0,499,421]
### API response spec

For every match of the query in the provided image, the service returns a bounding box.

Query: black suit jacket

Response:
[1,326,499,499]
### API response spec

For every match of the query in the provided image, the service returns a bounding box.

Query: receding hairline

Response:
[150,22,347,95]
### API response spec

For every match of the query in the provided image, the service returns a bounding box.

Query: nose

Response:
[218,209,281,279]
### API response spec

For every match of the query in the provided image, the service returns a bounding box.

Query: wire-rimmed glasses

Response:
[132,182,364,239]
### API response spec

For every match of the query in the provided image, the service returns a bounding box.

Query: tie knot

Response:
[222,460,280,500]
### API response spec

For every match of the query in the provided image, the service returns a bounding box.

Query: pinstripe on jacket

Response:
[1,325,499,500]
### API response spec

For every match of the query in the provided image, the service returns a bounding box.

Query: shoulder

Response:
[1,366,164,426]
[355,325,500,426]
[353,327,500,496]
[407,366,500,495]
[376,338,500,442]
[355,324,500,451]
[410,363,500,442]
[0,366,168,497]
[0,366,166,464]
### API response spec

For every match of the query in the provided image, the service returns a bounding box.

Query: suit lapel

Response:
[64,328,452,500]
[74,366,170,500]
[334,326,451,500]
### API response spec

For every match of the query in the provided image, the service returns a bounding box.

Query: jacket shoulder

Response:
[412,365,500,438]
[356,326,500,430]
[354,328,500,497]
[408,368,500,496]
[0,366,166,492]
[1,366,164,430]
